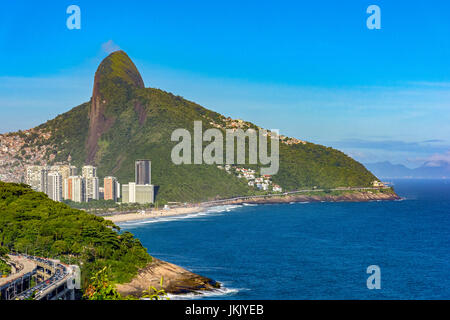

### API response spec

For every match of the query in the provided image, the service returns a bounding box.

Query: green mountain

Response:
[26,51,377,202]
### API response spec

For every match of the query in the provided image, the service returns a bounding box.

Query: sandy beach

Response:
[103,206,204,223]
[103,188,399,224]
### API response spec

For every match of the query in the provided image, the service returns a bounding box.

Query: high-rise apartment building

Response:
[82,165,99,201]
[64,177,71,200]
[98,187,105,200]
[26,165,48,192]
[87,176,99,201]
[47,172,62,202]
[135,160,151,185]
[49,165,77,199]
[65,176,85,203]
[122,183,154,204]
[123,160,154,204]
[82,165,96,178]
[104,176,119,202]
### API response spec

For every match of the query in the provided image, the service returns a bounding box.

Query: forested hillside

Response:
[0,182,151,286]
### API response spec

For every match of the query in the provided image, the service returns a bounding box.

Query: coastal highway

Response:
[16,255,79,300]
[198,186,392,207]
[1,253,79,300]
[97,186,392,217]
[0,255,37,287]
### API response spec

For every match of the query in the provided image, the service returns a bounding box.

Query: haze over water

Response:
[120,180,450,299]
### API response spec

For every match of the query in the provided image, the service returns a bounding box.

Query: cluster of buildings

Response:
[122,160,155,204]
[218,165,283,192]
[205,116,307,146]
[372,180,386,188]
[26,164,106,203]
[25,160,155,204]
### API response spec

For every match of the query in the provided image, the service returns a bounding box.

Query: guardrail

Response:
[0,253,80,300]
[0,254,37,300]
[16,255,79,300]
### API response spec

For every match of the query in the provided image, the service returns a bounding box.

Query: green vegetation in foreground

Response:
[84,267,168,300]
[62,199,168,214]
[0,246,11,276]
[0,182,151,288]
[62,199,120,211]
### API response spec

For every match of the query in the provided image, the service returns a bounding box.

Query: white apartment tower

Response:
[49,165,77,199]
[122,160,154,204]
[46,172,62,202]
[82,165,99,201]
[26,165,48,192]
[65,176,86,203]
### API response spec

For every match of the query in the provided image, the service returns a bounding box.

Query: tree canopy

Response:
[0,182,151,286]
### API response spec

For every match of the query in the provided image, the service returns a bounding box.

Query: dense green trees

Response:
[0,182,151,286]
[0,246,10,276]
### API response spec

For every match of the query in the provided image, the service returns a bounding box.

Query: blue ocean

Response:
[119,180,450,299]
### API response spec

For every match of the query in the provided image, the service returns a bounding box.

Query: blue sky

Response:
[1,0,450,167]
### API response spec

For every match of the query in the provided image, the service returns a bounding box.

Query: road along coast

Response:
[104,187,400,224]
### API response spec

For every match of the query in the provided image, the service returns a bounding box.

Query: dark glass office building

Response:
[135,160,151,185]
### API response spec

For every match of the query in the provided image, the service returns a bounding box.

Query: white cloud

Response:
[427,151,450,165]
[101,40,120,54]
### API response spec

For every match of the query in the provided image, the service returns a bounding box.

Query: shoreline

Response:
[104,206,205,223]
[210,190,401,206]
[104,188,400,224]
[111,188,400,298]
[115,258,220,298]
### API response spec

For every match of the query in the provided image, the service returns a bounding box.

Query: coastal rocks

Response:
[115,258,220,298]
[219,190,401,206]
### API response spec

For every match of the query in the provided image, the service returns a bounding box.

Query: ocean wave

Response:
[165,285,244,300]
[242,203,258,207]
[118,205,243,227]
[205,204,243,213]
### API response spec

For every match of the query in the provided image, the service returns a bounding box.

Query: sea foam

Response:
[117,204,243,228]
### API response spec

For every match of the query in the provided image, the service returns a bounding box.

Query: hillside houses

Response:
[0,129,52,183]
[218,165,282,193]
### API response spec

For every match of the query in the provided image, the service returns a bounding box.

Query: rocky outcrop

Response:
[208,190,401,206]
[115,258,220,298]
[86,50,145,164]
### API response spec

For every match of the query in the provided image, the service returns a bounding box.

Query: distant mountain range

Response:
[365,161,450,179]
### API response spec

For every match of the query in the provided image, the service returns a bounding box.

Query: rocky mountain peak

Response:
[87,50,145,164]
